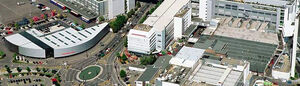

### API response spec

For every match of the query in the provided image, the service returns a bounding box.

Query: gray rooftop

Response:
[57,0,98,19]
[194,35,277,72]
[153,56,172,70]
[136,66,159,81]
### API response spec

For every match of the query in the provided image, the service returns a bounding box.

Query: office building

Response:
[108,0,125,19]
[199,0,299,37]
[127,0,191,54]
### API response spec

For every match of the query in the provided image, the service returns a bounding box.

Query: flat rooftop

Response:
[273,55,291,72]
[170,46,205,68]
[143,0,190,31]
[136,66,159,81]
[187,59,245,86]
[193,35,277,73]
[57,0,98,19]
[0,0,41,24]
[133,24,152,32]
[203,18,279,45]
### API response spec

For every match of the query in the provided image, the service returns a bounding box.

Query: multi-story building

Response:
[127,0,135,12]
[199,0,299,37]
[51,0,125,22]
[108,0,125,19]
[174,7,192,40]
[128,25,156,54]
[127,0,191,54]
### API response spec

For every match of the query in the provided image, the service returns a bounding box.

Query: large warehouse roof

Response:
[25,23,108,49]
[193,35,277,72]
[169,46,204,68]
[143,0,190,31]
[5,34,42,49]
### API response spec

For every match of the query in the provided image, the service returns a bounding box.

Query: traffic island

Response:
[76,65,103,82]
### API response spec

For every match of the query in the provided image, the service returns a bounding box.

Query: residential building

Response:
[199,0,299,37]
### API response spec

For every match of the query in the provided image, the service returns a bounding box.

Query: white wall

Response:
[19,45,46,58]
[127,0,135,12]
[174,17,183,40]
[128,29,156,54]
[108,0,125,19]
[199,0,212,21]
[272,70,290,80]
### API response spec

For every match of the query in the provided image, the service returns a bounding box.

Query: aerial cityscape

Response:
[0,0,300,86]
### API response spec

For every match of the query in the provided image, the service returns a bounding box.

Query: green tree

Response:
[52,70,58,74]
[29,19,34,26]
[6,68,12,74]
[36,67,41,72]
[14,23,19,30]
[121,54,127,61]
[80,24,85,28]
[127,9,135,18]
[136,2,141,8]
[42,68,48,73]
[109,15,127,33]
[17,67,22,73]
[140,56,156,65]
[26,67,31,73]
[98,16,105,22]
[120,70,126,78]
[0,51,5,58]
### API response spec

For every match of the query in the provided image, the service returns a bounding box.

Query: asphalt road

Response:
[131,3,151,25]
[106,34,126,86]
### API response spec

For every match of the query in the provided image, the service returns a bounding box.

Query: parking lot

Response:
[0,0,41,24]
[2,76,52,86]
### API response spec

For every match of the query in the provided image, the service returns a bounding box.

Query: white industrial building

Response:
[108,0,125,19]
[187,58,250,86]
[174,7,192,40]
[128,25,156,54]
[198,0,300,37]
[169,46,205,68]
[4,21,109,58]
[127,0,191,54]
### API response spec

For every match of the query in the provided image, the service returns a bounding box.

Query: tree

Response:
[121,54,127,61]
[127,9,135,18]
[120,70,126,78]
[109,15,127,33]
[26,67,31,73]
[17,67,22,73]
[52,70,58,74]
[14,23,19,30]
[80,24,85,29]
[42,68,48,73]
[140,56,156,65]
[36,67,41,72]
[6,68,12,74]
[136,2,141,8]
[0,51,5,58]
[98,16,105,22]
[29,19,34,26]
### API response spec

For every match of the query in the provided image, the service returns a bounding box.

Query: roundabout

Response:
[76,65,103,82]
